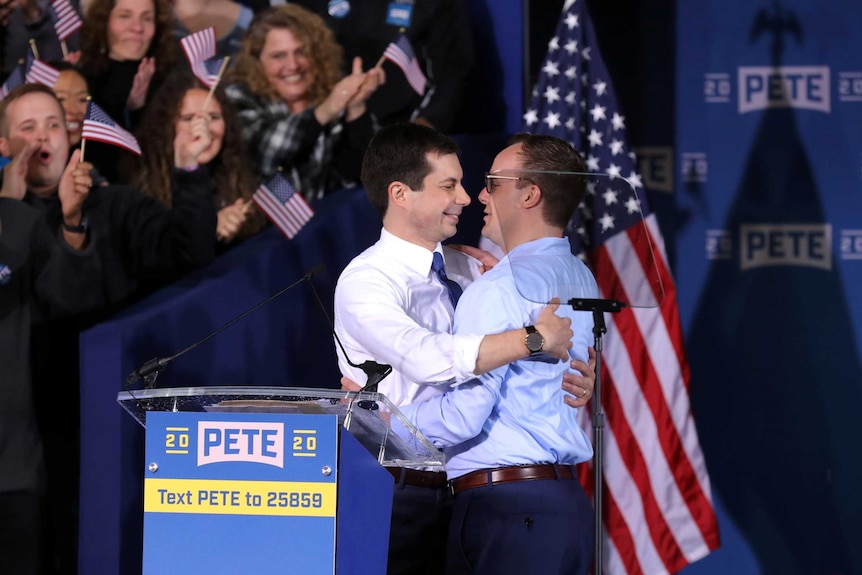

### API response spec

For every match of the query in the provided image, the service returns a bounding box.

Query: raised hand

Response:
[174,111,212,169]
[64,50,82,64]
[126,57,156,111]
[58,149,92,224]
[315,57,385,125]
[345,57,385,121]
[0,140,39,200]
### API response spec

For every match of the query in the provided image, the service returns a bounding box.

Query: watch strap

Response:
[62,215,88,234]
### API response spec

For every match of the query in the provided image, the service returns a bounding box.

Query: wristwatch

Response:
[524,325,544,356]
[62,215,88,234]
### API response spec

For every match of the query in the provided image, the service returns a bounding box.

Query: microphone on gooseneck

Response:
[304,270,393,394]
[124,265,326,389]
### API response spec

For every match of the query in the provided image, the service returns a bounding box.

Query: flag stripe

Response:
[643,218,692,387]
[24,57,60,88]
[51,0,83,40]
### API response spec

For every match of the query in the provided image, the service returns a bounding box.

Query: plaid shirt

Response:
[225,82,376,202]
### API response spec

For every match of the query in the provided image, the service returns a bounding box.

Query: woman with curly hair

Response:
[224,4,385,203]
[133,70,264,248]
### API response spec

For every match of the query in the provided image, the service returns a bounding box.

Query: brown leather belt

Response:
[385,467,448,489]
[450,464,576,495]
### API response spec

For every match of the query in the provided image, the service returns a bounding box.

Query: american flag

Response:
[0,66,25,100]
[180,27,226,88]
[383,33,427,95]
[23,52,60,88]
[252,172,314,240]
[49,0,83,41]
[522,1,720,574]
[82,101,142,155]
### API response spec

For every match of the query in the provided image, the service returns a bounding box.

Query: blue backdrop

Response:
[675,1,862,574]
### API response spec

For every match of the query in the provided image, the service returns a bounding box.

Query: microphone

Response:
[305,271,393,394]
[124,265,325,389]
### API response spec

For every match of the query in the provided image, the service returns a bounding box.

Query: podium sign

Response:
[143,411,339,575]
[121,387,443,574]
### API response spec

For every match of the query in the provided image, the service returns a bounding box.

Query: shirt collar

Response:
[379,228,442,276]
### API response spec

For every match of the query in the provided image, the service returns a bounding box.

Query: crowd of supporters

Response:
[0,0,475,572]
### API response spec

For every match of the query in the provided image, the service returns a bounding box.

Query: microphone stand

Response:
[124,266,323,389]
[567,297,626,575]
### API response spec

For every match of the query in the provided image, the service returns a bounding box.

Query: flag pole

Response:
[29,39,40,60]
[201,56,230,111]
[60,40,68,59]
[79,97,92,163]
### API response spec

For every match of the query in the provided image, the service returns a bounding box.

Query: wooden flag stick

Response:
[60,40,68,59]
[79,138,87,164]
[376,28,405,68]
[29,39,40,60]
[201,56,230,112]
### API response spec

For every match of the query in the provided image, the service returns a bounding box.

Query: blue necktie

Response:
[432,252,462,308]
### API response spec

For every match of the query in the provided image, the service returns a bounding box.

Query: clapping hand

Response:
[127,58,156,111]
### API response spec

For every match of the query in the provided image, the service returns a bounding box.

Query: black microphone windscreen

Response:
[306,264,326,279]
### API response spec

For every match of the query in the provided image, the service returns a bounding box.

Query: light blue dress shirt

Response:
[399,237,598,479]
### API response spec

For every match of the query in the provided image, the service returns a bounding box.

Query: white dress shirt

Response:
[333,228,483,407]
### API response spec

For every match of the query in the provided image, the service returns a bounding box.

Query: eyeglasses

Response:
[484,173,532,193]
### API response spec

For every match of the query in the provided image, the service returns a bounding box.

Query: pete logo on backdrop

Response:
[704,67,862,109]
[706,224,833,270]
[738,66,830,113]
[197,421,284,468]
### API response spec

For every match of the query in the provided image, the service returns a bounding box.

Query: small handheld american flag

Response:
[82,101,142,156]
[49,0,83,42]
[24,52,60,89]
[382,33,427,95]
[252,173,315,240]
[180,27,226,88]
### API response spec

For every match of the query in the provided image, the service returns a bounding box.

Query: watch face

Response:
[526,332,544,353]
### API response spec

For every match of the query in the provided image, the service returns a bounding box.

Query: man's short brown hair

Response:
[0,83,64,137]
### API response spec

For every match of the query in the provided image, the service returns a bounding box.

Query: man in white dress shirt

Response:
[333,123,595,575]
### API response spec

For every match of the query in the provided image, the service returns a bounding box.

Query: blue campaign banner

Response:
[143,412,339,575]
[676,1,862,574]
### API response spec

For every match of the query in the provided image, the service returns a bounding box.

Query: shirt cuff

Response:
[451,333,483,384]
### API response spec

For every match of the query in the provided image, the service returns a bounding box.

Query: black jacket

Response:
[0,198,102,493]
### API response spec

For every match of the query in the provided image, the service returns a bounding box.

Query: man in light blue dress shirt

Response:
[398,133,598,575]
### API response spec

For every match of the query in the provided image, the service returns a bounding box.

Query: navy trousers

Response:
[446,477,594,575]
[387,483,453,575]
